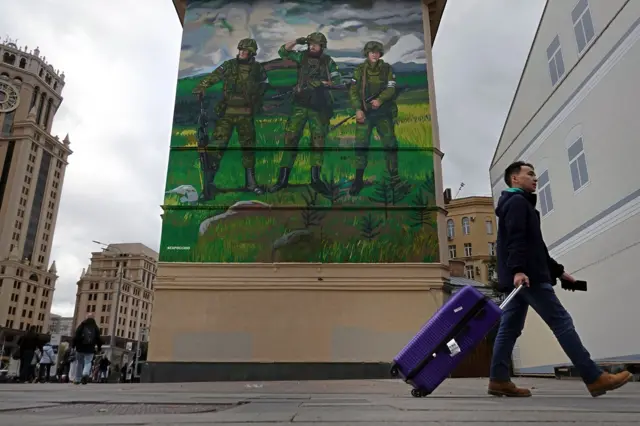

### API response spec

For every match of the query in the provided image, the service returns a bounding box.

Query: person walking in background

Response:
[71,313,102,385]
[488,161,632,398]
[98,355,111,383]
[56,342,71,383]
[17,326,41,383]
[38,339,55,382]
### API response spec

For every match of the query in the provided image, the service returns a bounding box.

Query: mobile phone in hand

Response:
[561,279,587,292]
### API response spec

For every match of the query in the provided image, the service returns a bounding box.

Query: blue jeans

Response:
[75,352,94,380]
[490,283,602,385]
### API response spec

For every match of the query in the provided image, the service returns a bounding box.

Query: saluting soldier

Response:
[269,32,342,194]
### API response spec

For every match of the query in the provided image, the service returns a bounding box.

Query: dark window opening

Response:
[36,93,46,123]
[23,151,52,261]
[30,86,40,109]
[43,99,53,129]
[2,110,16,135]
[0,141,16,212]
[2,53,16,65]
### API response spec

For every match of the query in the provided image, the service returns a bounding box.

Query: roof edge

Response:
[489,0,550,169]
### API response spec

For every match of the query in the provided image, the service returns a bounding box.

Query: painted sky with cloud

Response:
[179,0,427,78]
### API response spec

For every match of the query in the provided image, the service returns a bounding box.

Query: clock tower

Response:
[0,36,73,335]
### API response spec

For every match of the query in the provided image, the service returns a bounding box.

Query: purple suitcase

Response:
[390,285,522,397]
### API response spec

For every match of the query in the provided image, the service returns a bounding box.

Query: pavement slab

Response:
[0,377,637,425]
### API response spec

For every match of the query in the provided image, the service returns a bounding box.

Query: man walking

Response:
[72,313,102,385]
[16,326,41,383]
[489,161,632,398]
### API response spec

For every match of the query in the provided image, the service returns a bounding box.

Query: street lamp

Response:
[92,240,123,350]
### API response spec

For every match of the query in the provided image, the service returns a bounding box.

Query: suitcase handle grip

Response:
[499,285,523,310]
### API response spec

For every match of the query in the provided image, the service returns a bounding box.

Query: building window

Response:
[1,110,15,136]
[568,137,589,191]
[462,217,470,235]
[446,219,454,239]
[448,245,457,259]
[485,220,493,235]
[465,265,475,280]
[488,242,496,256]
[464,243,473,257]
[572,0,595,53]
[547,35,565,86]
[538,170,554,216]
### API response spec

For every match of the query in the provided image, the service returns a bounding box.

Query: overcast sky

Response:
[0,0,545,316]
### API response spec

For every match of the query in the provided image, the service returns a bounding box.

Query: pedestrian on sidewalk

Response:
[489,161,632,398]
[38,339,55,382]
[98,355,111,383]
[16,326,42,383]
[71,313,102,385]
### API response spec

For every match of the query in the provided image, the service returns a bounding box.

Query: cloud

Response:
[178,0,428,78]
[433,0,546,197]
[0,0,182,316]
[1,0,544,316]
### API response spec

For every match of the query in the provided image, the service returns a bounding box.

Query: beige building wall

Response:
[72,243,158,345]
[145,1,449,382]
[0,39,71,333]
[444,196,497,285]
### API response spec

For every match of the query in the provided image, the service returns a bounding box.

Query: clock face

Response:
[0,81,20,113]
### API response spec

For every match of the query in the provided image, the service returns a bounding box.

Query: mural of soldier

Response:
[268,32,342,194]
[348,41,399,196]
[192,38,269,199]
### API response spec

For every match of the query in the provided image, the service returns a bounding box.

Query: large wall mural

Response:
[160,0,439,263]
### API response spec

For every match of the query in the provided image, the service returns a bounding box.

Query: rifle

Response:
[329,85,408,132]
[267,81,352,101]
[196,93,214,200]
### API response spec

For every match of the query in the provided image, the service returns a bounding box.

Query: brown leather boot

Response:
[586,371,633,397]
[488,380,532,397]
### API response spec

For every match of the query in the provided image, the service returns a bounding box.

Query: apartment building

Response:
[0,37,72,334]
[48,313,73,336]
[72,243,158,347]
[489,0,640,374]
[444,194,496,285]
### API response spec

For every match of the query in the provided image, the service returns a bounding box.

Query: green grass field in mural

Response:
[159,207,439,263]
[170,99,431,149]
[164,148,435,208]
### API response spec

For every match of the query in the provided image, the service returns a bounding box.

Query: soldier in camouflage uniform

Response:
[192,38,269,197]
[268,32,342,194]
[348,41,399,196]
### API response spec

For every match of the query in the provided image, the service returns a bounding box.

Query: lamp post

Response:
[92,241,123,353]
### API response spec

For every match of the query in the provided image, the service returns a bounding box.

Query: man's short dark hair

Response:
[504,161,534,187]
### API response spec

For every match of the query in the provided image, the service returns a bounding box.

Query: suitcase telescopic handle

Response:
[499,285,524,310]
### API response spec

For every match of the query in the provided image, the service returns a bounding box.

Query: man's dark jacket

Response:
[495,188,565,292]
[72,318,102,354]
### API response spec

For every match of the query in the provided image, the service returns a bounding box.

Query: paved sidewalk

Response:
[0,377,638,425]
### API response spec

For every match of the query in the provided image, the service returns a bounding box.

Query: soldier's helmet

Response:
[363,41,384,57]
[237,38,258,55]
[307,32,328,49]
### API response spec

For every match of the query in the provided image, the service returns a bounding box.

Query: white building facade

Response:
[489,0,640,374]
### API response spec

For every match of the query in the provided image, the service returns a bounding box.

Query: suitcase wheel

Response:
[411,388,430,398]
[390,365,400,378]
